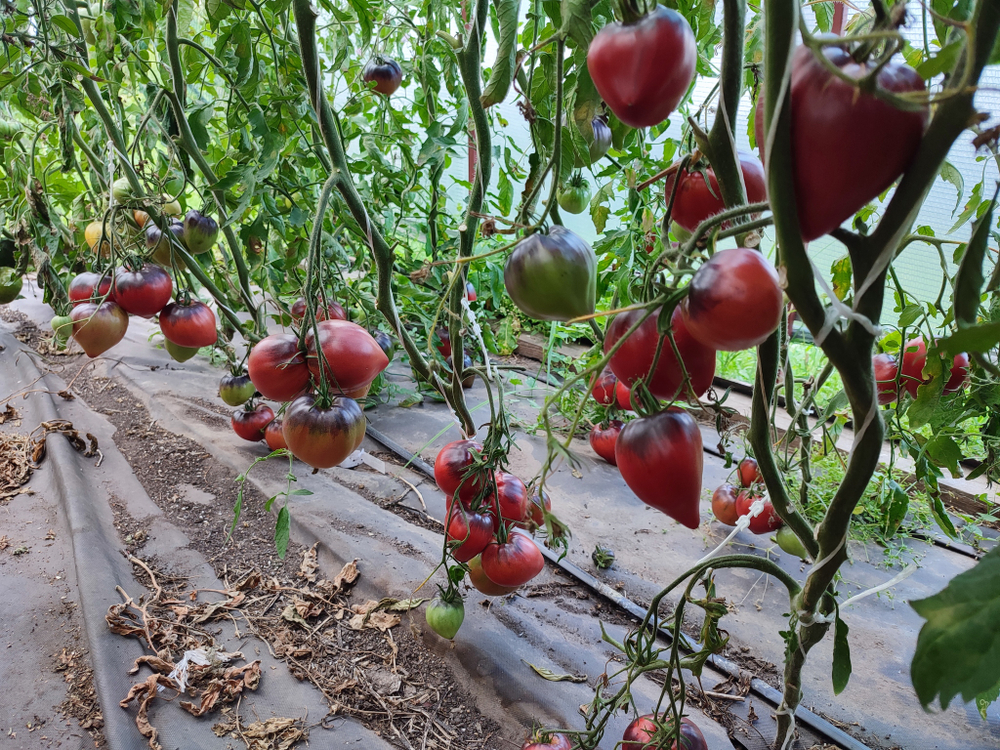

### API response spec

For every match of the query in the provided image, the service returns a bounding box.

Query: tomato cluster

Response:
[873,339,969,404]
[711,457,782,534]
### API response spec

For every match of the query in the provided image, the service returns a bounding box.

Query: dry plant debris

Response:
[1,413,100,502]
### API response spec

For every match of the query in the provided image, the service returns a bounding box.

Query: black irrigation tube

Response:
[363,424,874,750]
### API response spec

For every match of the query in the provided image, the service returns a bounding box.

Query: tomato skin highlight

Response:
[264,418,288,451]
[159,300,218,348]
[468,554,519,596]
[711,484,740,526]
[873,353,901,405]
[305,319,390,394]
[682,247,783,351]
[248,334,312,402]
[71,301,129,357]
[586,6,696,129]
[434,440,487,505]
[788,45,928,241]
[736,491,784,534]
[616,409,703,529]
[113,263,173,318]
[663,152,767,232]
[605,306,716,401]
[282,394,366,469]
[590,420,624,466]
[480,530,545,587]
[232,403,275,442]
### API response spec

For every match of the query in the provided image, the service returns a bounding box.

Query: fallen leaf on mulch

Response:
[119,673,178,750]
[179,661,262,717]
[0,404,19,424]
[214,716,308,750]
[298,543,319,582]
[522,660,588,683]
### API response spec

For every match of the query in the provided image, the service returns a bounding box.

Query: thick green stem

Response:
[290,0,474,434]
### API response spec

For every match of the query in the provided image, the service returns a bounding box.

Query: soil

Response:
[70,366,504,750]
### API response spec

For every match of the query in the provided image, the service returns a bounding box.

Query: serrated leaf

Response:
[910,546,1000,709]
[926,435,964,479]
[954,183,999,327]
[916,38,964,80]
[498,168,512,216]
[898,303,923,328]
[976,679,1000,720]
[938,321,1000,355]
[481,0,520,107]
[832,615,851,695]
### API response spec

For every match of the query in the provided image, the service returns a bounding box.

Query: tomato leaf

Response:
[275,505,290,559]
[915,38,964,80]
[882,479,909,536]
[939,161,964,216]
[559,0,594,49]
[926,434,964,479]
[938,321,1000,355]
[522,660,588,682]
[832,614,851,695]
[481,0,520,107]
[976,679,1000,720]
[910,545,1000,710]
[954,182,999,327]
[50,14,81,37]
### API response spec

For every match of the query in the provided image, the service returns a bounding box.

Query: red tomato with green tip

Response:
[738,457,763,488]
[69,272,113,306]
[435,440,487,505]
[305,319,389,394]
[590,420,624,466]
[113,264,172,318]
[480,530,544,587]
[71,301,129,357]
[615,409,703,529]
[605,306,716,401]
[232,403,275,442]
[282,393,366,469]
[467,554,519,596]
[248,334,311,402]
[586,6,696,129]
[682,247,783,351]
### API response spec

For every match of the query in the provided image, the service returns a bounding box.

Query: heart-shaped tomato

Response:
[445,501,495,563]
[587,6,696,129]
[664,152,767,232]
[615,409,703,529]
[787,45,928,241]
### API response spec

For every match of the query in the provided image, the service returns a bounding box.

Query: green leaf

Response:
[897,303,923,328]
[976,679,1000,720]
[910,546,1000,709]
[906,356,944,429]
[928,485,958,539]
[882,479,909,536]
[50,14,81,37]
[954,182,999,327]
[938,321,1000,356]
[187,101,214,151]
[275,505,290,559]
[939,161,964,216]
[559,0,593,48]
[832,615,851,695]
[915,38,964,80]
[830,255,852,301]
[926,434,964,478]
[498,168,512,216]
[480,0,520,107]
[175,0,194,38]
[812,1,835,32]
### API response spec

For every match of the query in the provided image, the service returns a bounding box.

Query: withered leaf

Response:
[522,660,588,683]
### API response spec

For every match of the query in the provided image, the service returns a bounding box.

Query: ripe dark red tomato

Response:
[712,484,740,526]
[663,152,767,232]
[900,338,969,397]
[290,296,347,322]
[736,491,784,534]
[232,403,275,442]
[264,418,287,451]
[70,301,129,357]
[622,715,707,750]
[467,554,519,596]
[484,471,528,526]
[445,501,495,563]
[590,420,624,466]
[737,457,763,488]
[873,353,900,405]
[591,367,618,405]
[434,440,487,505]
[522,731,572,750]
[605,306,716,401]
[248,334,311,401]
[587,6,696,129]
[615,381,635,411]
[682,247,783,351]
[434,327,451,358]
[113,263,173,318]
[788,45,928,241]
[616,409,703,529]
[282,394,366,469]
[480,529,544,587]
[68,272,113,306]
[159,300,217,348]
[363,57,403,95]
[305,319,390,393]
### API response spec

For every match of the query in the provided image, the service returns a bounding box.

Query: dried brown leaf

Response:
[298,543,319,583]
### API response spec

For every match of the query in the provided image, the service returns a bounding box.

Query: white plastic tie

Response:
[165,649,214,694]
[839,563,918,610]
[461,297,493,381]
[695,497,765,566]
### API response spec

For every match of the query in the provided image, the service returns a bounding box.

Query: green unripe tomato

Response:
[112,177,135,203]
[51,314,74,343]
[557,174,592,215]
[0,267,22,304]
[774,526,809,560]
[425,596,465,639]
[164,339,200,362]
